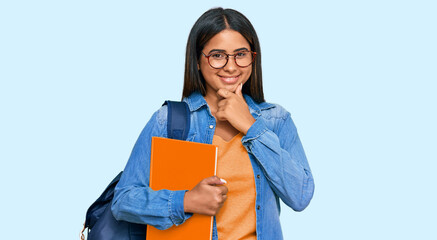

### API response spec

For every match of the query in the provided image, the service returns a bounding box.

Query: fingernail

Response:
[220,178,227,184]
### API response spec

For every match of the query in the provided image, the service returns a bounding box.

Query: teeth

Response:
[219,75,239,83]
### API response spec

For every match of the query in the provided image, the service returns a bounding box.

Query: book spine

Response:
[214,146,218,176]
[149,137,155,189]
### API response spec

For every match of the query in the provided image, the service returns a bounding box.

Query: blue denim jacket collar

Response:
[183,91,275,117]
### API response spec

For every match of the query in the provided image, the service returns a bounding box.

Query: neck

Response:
[204,90,223,116]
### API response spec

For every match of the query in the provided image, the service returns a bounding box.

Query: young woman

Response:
[111,7,314,240]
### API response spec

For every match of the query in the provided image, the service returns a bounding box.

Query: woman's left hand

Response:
[215,83,256,135]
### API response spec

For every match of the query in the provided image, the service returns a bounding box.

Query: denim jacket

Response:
[111,91,314,240]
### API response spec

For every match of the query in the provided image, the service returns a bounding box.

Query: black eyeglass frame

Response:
[201,51,257,69]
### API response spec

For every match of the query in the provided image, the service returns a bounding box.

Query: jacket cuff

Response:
[168,190,193,226]
[242,117,268,146]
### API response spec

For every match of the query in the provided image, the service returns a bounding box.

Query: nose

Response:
[223,55,238,73]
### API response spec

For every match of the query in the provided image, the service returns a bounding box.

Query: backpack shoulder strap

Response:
[163,100,191,140]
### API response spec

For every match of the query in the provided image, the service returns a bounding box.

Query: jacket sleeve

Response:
[111,108,192,230]
[241,110,314,211]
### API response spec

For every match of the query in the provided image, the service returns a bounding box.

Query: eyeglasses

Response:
[201,50,256,69]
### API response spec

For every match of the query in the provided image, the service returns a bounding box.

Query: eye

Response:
[236,51,248,58]
[211,53,226,59]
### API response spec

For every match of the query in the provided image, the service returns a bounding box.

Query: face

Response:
[199,29,252,96]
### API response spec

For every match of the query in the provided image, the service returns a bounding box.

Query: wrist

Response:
[242,116,256,135]
[183,191,192,213]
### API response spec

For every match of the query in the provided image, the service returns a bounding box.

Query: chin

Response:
[224,84,239,93]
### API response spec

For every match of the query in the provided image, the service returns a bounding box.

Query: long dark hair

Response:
[182,7,264,103]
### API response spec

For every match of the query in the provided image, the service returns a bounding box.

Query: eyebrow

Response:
[208,47,249,54]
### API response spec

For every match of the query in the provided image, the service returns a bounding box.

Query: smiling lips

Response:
[219,74,240,84]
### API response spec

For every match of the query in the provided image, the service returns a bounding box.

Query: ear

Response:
[197,63,200,70]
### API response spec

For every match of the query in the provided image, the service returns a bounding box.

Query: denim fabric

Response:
[111,91,315,240]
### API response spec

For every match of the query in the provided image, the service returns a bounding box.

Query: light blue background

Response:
[1,1,436,239]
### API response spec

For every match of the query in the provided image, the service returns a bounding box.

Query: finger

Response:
[217,89,232,99]
[215,110,227,121]
[235,83,243,98]
[204,176,226,185]
[215,185,228,196]
[217,99,227,108]
[218,194,227,203]
[218,185,228,195]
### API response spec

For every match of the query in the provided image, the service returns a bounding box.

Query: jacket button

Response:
[257,205,261,210]
[256,174,260,179]
[209,125,214,129]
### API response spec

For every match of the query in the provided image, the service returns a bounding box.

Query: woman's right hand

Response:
[183,176,228,216]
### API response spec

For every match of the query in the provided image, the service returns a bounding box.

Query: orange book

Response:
[147,136,218,240]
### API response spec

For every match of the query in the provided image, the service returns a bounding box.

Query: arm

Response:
[111,108,192,230]
[241,111,315,211]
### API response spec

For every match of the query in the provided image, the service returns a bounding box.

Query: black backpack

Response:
[81,101,191,240]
